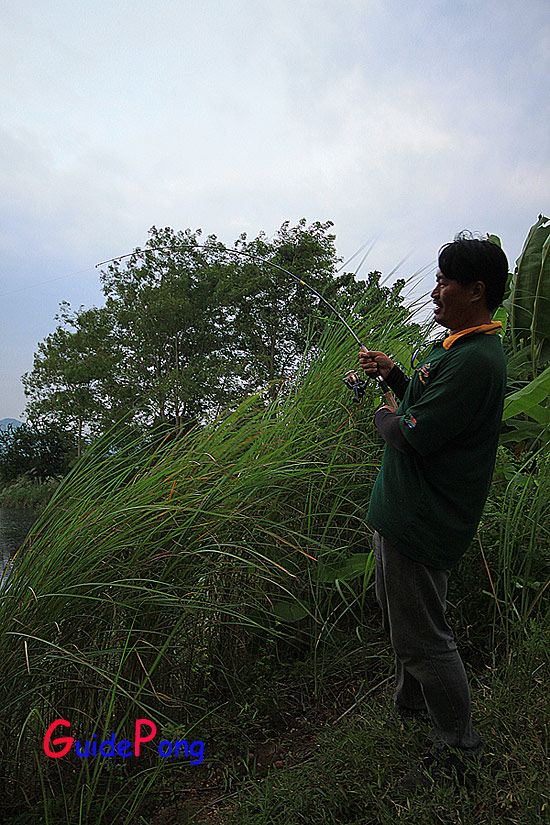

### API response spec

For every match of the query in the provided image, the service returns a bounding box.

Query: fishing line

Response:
[0,267,97,298]
[96,242,394,404]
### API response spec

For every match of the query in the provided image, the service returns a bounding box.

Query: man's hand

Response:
[358,348,395,379]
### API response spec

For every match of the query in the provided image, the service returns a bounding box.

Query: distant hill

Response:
[0,418,23,431]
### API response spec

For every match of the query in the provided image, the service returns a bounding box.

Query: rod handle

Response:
[378,378,398,411]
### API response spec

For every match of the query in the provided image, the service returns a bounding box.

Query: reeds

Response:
[485,447,550,656]
[0,291,426,822]
[2,278,548,823]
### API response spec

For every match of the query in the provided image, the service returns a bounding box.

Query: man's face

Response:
[431,270,481,332]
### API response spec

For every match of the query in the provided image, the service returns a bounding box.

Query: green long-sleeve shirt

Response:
[367,327,506,569]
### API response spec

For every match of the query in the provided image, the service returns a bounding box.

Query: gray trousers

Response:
[373,531,483,754]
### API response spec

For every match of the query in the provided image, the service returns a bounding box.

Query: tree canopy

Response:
[23,219,412,436]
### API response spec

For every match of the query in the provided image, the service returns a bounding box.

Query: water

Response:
[0,507,37,578]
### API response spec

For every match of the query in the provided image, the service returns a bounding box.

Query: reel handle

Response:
[343,371,368,403]
[343,369,397,408]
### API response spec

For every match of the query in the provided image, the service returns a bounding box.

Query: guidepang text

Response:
[43,718,204,763]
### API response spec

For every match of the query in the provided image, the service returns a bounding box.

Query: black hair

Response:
[438,231,509,312]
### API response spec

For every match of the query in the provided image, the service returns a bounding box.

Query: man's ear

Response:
[470,280,486,304]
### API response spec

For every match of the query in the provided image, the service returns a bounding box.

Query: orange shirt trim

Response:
[443,322,503,351]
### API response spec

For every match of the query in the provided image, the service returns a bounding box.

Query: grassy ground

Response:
[5,626,547,825]
[134,611,549,825]
[1,304,547,825]
[219,664,548,825]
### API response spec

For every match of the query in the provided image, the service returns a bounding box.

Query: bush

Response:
[0,424,73,482]
[0,476,60,509]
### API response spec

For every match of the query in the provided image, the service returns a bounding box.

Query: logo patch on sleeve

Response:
[416,362,431,384]
[404,414,417,429]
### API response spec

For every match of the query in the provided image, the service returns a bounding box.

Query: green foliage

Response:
[0,476,60,509]
[226,447,550,825]
[22,304,121,454]
[491,305,508,337]
[2,248,548,822]
[223,219,412,401]
[227,643,549,825]
[499,217,550,449]
[504,214,550,361]
[24,220,416,436]
[316,552,374,583]
[502,364,550,421]
[479,448,550,649]
[100,225,229,427]
[0,285,424,821]
[0,423,73,482]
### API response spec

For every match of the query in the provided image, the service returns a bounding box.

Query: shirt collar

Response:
[443,321,503,350]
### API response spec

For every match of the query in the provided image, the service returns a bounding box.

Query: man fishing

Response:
[358,232,508,791]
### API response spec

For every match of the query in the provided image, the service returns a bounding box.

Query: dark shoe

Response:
[399,748,483,793]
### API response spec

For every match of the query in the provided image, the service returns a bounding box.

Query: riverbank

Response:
[0,476,60,510]
[0,320,547,825]
[144,629,549,825]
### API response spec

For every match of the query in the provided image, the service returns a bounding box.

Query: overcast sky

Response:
[1,0,548,419]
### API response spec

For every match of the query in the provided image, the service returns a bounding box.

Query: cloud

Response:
[0,0,548,418]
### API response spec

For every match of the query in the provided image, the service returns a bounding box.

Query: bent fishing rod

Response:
[96,244,395,406]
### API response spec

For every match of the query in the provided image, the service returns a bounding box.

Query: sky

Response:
[1,0,548,420]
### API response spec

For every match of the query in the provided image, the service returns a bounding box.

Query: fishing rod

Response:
[96,243,395,406]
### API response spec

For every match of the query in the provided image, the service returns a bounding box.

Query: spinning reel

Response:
[343,371,369,403]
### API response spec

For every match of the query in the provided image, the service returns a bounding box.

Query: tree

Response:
[217,219,412,399]
[0,423,73,482]
[24,219,414,435]
[99,226,232,427]
[23,303,121,455]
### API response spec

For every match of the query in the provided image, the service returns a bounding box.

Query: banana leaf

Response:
[272,600,309,623]
[316,552,374,583]
[526,404,550,425]
[500,419,550,445]
[533,230,550,352]
[492,306,508,337]
[502,364,550,420]
[505,345,532,378]
[504,215,550,352]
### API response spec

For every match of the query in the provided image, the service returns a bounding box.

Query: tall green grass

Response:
[0,293,425,822]
[477,446,550,659]
[5,281,546,824]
